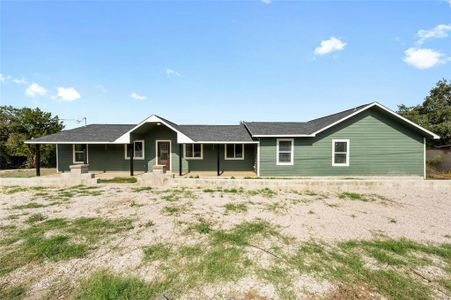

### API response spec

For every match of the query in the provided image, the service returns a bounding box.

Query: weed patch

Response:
[0,217,133,275]
[26,213,46,224]
[98,177,137,184]
[12,202,46,209]
[224,203,248,214]
[73,271,158,300]
[0,285,26,300]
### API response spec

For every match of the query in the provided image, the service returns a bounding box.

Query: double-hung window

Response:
[225,144,244,160]
[276,139,294,165]
[125,140,145,160]
[184,144,203,159]
[73,144,87,164]
[332,139,349,166]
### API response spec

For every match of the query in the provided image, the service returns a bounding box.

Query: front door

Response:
[157,141,171,170]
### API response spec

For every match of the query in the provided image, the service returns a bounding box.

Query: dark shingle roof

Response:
[26,103,385,143]
[179,125,254,142]
[27,124,135,143]
[243,103,371,136]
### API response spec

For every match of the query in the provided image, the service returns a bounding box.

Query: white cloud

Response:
[0,74,27,84]
[12,77,28,85]
[166,68,181,77]
[314,37,347,55]
[261,0,272,4]
[131,92,146,100]
[403,47,449,69]
[25,82,47,97]
[417,24,451,44]
[57,87,81,101]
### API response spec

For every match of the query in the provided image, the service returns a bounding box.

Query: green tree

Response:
[398,79,451,146]
[0,106,64,168]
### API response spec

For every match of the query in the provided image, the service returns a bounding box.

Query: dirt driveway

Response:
[0,183,450,299]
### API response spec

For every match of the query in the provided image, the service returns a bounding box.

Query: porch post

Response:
[83,144,88,164]
[129,143,134,176]
[179,144,183,176]
[217,144,220,176]
[35,144,41,177]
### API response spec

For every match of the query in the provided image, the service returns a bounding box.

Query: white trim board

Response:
[183,144,204,160]
[155,140,172,171]
[276,138,294,166]
[115,115,194,144]
[224,144,245,160]
[124,140,145,160]
[73,144,88,164]
[332,139,350,167]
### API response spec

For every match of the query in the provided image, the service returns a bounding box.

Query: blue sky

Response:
[1,0,450,128]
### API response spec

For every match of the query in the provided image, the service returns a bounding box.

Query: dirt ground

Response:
[0,183,450,299]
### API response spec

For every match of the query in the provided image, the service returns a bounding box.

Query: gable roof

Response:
[25,124,135,144]
[25,102,439,144]
[179,125,255,142]
[243,102,440,139]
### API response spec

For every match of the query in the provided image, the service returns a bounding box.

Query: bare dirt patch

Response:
[0,184,449,299]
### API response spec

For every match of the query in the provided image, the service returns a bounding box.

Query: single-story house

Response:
[25,102,439,178]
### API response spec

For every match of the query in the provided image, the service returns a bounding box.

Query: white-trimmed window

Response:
[276,139,294,165]
[184,144,203,159]
[124,140,145,160]
[225,144,244,160]
[73,144,88,164]
[332,139,349,166]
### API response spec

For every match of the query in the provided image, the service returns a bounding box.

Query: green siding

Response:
[259,107,424,177]
[183,144,255,172]
[57,125,255,173]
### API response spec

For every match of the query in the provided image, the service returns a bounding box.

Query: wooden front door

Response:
[157,141,171,170]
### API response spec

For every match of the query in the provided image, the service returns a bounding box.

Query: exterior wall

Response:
[259,107,425,177]
[183,144,255,173]
[57,125,255,173]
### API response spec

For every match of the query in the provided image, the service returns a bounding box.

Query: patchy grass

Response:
[224,202,248,214]
[143,243,173,262]
[26,213,46,224]
[0,285,26,300]
[0,217,133,276]
[338,192,367,201]
[137,219,285,297]
[161,188,196,202]
[187,218,213,234]
[98,177,137,184]
[162,205,182,216]
[73,271,158,300]
[132,187,153,192]
[338,192,391,204]
[12,202,46,209]
[264,202,288,214]
[203,187,276,198]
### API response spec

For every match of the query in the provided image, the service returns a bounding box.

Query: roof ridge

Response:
[306,103,373,124]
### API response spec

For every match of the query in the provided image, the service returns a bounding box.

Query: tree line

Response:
[0,106,64,169]
[0,79,449,169]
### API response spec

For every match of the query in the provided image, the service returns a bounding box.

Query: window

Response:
[332,139,349,166]
[124,140,145,160]
[184,144,203,159]
[73,144,87,164]
[225,144,244,160]
[276,139,294,165]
